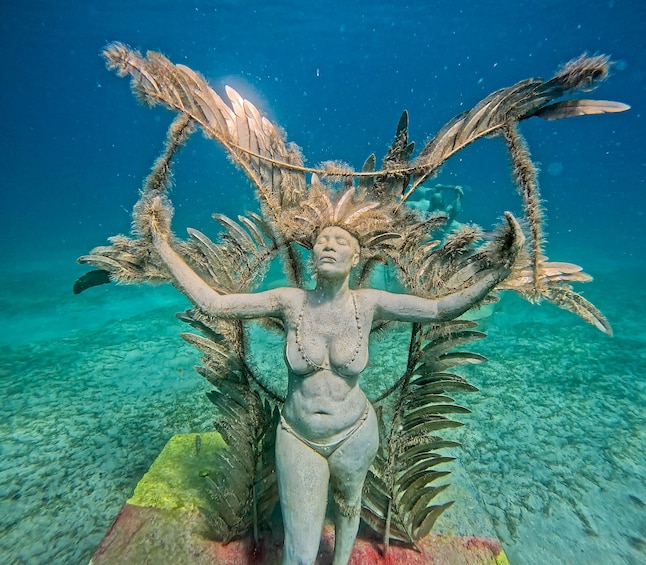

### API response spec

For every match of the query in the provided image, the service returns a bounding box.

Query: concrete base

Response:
[90,433,510,565]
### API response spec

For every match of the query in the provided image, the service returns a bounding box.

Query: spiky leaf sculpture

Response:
[363,320,486,548]
[77,44,626,545]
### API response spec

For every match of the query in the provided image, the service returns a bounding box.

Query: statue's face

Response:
[313,226,360,277]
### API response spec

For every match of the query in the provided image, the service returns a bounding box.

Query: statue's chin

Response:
[316,263,350,279]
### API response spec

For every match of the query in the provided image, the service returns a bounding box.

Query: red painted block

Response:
[90,504,508,565]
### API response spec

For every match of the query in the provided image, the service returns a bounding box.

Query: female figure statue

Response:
[78,44,621,565]
[151,215,509,565]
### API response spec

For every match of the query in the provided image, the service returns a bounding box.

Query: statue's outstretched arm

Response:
[372,265,506,324]
[152,221,286,320]
[376,210,522,323]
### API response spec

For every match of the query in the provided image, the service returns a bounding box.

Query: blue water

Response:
[1,1,644,563]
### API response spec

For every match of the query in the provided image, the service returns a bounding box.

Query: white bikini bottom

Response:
[279,403,370,458]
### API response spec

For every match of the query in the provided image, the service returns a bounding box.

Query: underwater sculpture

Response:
[78,44,627,564]
[151,220,512,565]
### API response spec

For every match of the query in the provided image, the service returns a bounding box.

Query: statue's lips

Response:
[319,256,336,263]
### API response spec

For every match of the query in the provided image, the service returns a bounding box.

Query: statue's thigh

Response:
[275,424,330,516]
[328,406,379,496]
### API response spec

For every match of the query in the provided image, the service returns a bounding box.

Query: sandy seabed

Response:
[0,260,644,564]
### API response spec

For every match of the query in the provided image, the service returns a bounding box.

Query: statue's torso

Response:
[282,289,374,441]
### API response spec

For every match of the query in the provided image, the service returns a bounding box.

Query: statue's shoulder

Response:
[352,288,383,308]
[272,286,306,311]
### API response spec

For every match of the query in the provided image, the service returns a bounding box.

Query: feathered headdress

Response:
[80,43,628,328]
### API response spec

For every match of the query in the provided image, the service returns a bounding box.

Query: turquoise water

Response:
[2,252,644,563]
[1,1,645,563]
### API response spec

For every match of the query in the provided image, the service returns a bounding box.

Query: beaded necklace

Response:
[294,292,363,371]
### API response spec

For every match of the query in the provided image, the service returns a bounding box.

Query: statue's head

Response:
[312,226,361,277]
[285,184,396,250]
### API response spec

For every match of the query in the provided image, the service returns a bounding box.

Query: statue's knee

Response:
[333,490,361,519]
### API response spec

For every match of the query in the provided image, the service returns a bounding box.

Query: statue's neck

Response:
[313,275,351,303]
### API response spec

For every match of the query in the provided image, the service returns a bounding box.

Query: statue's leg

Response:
[327,405,379,565]
[276,423,330,565]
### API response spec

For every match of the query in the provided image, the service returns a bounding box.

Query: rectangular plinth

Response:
[90,433,509,565]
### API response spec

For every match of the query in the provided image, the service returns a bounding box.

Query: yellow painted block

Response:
[127,432,226,511]
[495,548,512,565]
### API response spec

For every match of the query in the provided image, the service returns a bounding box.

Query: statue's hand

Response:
[484,263,511,288]
[448,213,523,311]
[446,214,522,293]
[474,213,524,291]
[135,194,173,246]
[149,197,168,242]
[467,264,509,302]
[497,212,525,270]
[146,196,181,272]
